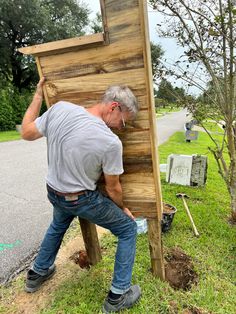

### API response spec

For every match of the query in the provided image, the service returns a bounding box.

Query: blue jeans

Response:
[33,187,137,294]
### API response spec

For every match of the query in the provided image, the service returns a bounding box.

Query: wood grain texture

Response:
[78,218,102,265]
[18,33,105,56]
[147,219,165,279]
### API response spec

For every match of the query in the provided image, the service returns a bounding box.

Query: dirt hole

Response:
[165,247,198,291]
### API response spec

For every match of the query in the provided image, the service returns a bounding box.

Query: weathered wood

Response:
[78,218,102,265]
[35,57,50,108]
[147,219,165,279]
[139,0,164,278]
[18,33,105,56]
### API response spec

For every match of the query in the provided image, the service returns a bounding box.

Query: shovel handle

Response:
[182,197,200,237]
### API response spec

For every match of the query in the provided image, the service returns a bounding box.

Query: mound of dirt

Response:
[165,247,198,290]
[69,249,90,269]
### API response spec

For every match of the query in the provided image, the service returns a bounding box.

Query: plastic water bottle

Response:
[135,218,148,234]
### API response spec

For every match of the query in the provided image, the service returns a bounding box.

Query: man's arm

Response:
[104,174,134,220]
[21,77,45,141]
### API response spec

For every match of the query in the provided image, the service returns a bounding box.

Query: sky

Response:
[82,0,197,95]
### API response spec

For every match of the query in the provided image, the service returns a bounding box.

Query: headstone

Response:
[166,154,193,185]
[191,155,208,186]
[185,130,199,141]
[166,154,207,186]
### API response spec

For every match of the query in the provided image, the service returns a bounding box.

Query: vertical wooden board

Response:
[138,0,163,222]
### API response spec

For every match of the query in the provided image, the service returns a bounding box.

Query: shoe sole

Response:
[25,269,56,293]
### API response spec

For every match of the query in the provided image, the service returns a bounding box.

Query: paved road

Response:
[0,109,189,284]
[157,108,189,145]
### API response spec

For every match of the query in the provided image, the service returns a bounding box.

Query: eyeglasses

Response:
[118,106,126,128]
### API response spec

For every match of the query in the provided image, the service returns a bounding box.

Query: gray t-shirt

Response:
[35,101,124,192]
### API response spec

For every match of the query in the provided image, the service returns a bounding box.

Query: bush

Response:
[0,85,48,131]
[0,90,15,131]
[11,89,32,125]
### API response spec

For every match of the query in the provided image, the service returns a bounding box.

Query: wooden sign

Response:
[19,0,165,279]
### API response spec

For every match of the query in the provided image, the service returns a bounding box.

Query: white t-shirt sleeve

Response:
[102,138,124,175]
[35,110,50,136]
[35,104,58,136]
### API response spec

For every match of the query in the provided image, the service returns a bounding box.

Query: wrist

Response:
[34,92,43,100]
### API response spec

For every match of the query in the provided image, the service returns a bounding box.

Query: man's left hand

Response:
[123,207,135,220]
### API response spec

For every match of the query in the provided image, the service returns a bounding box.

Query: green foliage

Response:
[155,78,193,108]
[10,89,32,124]
[90,13,103,33]
[0,86,42,131]
[150,42,164,81]
[0,0,90,90]
[0,90,15,131]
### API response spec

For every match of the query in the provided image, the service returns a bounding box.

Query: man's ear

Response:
[111,101,119,111]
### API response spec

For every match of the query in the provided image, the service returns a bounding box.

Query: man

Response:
[21,77,141,313]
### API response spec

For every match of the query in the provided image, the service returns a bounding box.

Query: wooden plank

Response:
[123,160,153,174]
[121,173,156,200]
[100,0,109,44]
[41,53,144,81]
[44,68,146,105]
[18,33,105,56]
[124,200,158,218]
[139,0,165,279]
[35,57,50,108]
[123,141,151,157]
[47,89,148,110]
[39,38,143,81]
[139,0,163,221]
[147,219,165,279]
[78,218,102,265]
[117,129,150,142]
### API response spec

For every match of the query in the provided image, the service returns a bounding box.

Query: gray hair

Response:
[102,85,139,117]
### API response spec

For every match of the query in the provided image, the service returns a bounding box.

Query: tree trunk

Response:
[229,174,236,222]
[227,125,236,222]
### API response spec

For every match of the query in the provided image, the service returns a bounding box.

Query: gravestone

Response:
[166,154,207,186]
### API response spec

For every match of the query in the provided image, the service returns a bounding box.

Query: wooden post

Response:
[147,219,165,279]
[139,0,165,279]
[78,218,102,265]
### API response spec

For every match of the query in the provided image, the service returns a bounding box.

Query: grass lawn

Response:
[0,130,21,142]
[156,105,182,117]
[0,131,235,314]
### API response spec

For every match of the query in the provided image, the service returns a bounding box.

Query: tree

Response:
[156,78,176,103]
[90,12,103,33]
[150,0,236,221]
[150,41,164,82]
[0,0,89,91]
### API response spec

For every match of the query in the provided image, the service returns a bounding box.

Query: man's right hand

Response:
[35,77,46,98]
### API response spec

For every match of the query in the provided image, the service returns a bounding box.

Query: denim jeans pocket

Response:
[59,194,91,210]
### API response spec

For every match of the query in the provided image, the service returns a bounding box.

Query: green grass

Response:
[156,105,181,117]
[1,131,235,314]
[199,120,223,133]
[0,130,21,142]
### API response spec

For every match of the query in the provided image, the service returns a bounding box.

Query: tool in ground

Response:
[176,193,200,237]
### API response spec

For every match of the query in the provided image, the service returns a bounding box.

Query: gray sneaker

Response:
[102,285,141,313]
[25,264,56,293]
